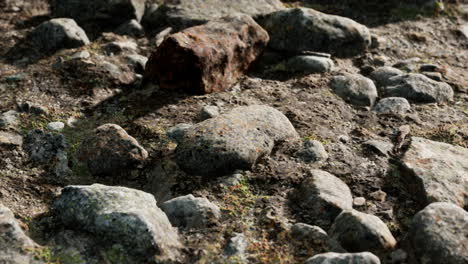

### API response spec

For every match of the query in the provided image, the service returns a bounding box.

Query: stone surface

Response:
[258,7,371,57]
[286,55,334,74]
[290,223,328,245]
[300,139,329,163]
[199,105,220,120]
[0,110,19,128]
[175,105,298,176]
[143,14,269,94]
[46,121,65,132]
[400,137,468,207]
[0,131,23,148]
[329,210,397,254]
[29,18,89,53]
[331,73,378,106]
[167,123,193,143]
[53,184,182,262]
[305,252,381,264]
[123,54,148,74]
[410,202,468,264]
[146,0,284,31]
[161,194,221,229]
[103,41,138,55]
[224,233,248,262]
[78,124,148,176]
[370,67,404,89]
[353,197,366,207]
[383,74,453,103]
[363,140,393,157]
[294,169,353,224]
[115,19,144,37]
[373,97,411,115]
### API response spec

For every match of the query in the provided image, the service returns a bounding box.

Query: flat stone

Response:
[305,252,381,264]
[0,131,23,147]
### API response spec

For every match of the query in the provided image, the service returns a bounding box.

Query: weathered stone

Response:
[422,71,443,81]
[123,54,148,74]
[0,131,22,148]
[53,184,182,262]
[46,121,65,132]
[285,55,334,74]
[383,74,453,103]
[29,18,89,53]
[175,105,298,176]
[290,223,328,245]
[224,233,248,262]
[300,140,329,163]
[329,210,397,254]
[258,8,371,57]
[103,41,138,55]
[294,170,353,225]
[331,73,378,107]
[400,137,468,207]
[305,252,381,264]
[0,110,19,128]
[373,97,411,115]
[115,19,144,37]
[199,105,220,120]
[77,124,148,176]
[370,67,404,89]
[410,202,468,264]
[167,123,193,143]
[143,14,269,94]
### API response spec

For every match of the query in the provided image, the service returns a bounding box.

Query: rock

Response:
[147,0,284,31]
[353,197,366,207]
[53,184,182,262]
[400,137,468,207]
[200,105,220,120]
[0,131,23,148]
[300,140,329,163]
[160,194,221,229]
[115,19,144,37]
[393,57,421,72]
[175,105,298,176]
[329,210,397,254]
[410,202,468,264]
[50,0,146,26]
[218,173,243,187]
[77,124,148,176]
[422,71,443,81]
[290,223,328,245]
[294,170,353,225]
[458,24,468,39]
[143,15,269,94]
[0,204,40,264]
[46,121,65,132]
[0,110,19,128]
[373,97,411,115]
[258,8,371,57]
[305,252,381,264]
[154,27,173,47]
[389,249,407,264]
[383,74,453,103]
[19,102,48,116]
[103,41,138,55]
[69,50,90,60]
[286,55,334,74]
[363,140,393,157]
[29,18,90,53]
[331,73,378,107]
[224,233,248,262]
[370,67,404,89]
[123,54,148,74]
[166,123,193,143]
[369,190,387,202]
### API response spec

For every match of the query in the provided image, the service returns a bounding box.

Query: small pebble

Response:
[47,122,65,132]
[353,197,366,207]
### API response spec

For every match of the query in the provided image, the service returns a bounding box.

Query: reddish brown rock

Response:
[143,14,269,94]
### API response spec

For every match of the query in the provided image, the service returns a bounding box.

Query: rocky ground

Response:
[0,0,467,264]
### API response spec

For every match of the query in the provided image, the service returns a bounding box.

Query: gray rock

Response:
[69,50,91,60]
[0,110,19,128]
[115,19,144,37]
[295,170,353,224]
[0,204,41,264]
[147,0,284,31]
[224,233,248,262]
[458,24,468,39]
[363,140,393,157]
[154,27,173,47]
[329,210,397,254]
[286,55,334,74]
[369,67,404,89]
[175,105,298,176]
[305,252,381,264]
[161,194,221,229]
[383,74,453,103]
[300,140,329,162]
[290,223,328,245]
[218,173,243,187]
[77,124,148,176]
[259,8,371,57]
[410,202,468,264]
[123,54,148,74]
[103,41,138,55]
[167,123,193,143]
[53,184,182,262]
[422,71,443,81]
[331,73,378,107]
[19,102,48,116]
[46,121,65,132]
[400,137,468,207]
[29,18,89,53]
[353,197,366,207]
[0,131,23,148]
[199,105,220,120]
[373,97,411,115]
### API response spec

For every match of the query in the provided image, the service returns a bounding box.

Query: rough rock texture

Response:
[224,233,248,262]
[0,110,19,128]
[373,97,411,115]
[331,73,378,106]
[0,131,23,148]
[29,18,89,53]
[143,14,269,94]
[258,8,371,57]
[115,19,144,37]
[50,0,146,26]
[410,202,468,264]
[290,223,328,245]
[370,66,404,89]
[400,137,468,207]
[300,139,329,163]
[294,169,353,224]
[383,74,454,103]
[53,184,182,262]
[161,194,221,229]
[175,105,298,176]
[77,124,148,176]
[329,210,397,254]
[286,55,334,74]
[305,252,381,264]
[145,0,284,31]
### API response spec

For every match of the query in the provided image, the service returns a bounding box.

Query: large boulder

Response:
[29,18,90,53]
[77,124,148,176]
[53,184,182,262]
[143,0,284,31]
[143,14,269,94]
[175,105,298,176]
[410,202,468,264]
[305,252,381,264]
[331,73,378,107]
[258,8,371,57]
[400,137,467,208]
